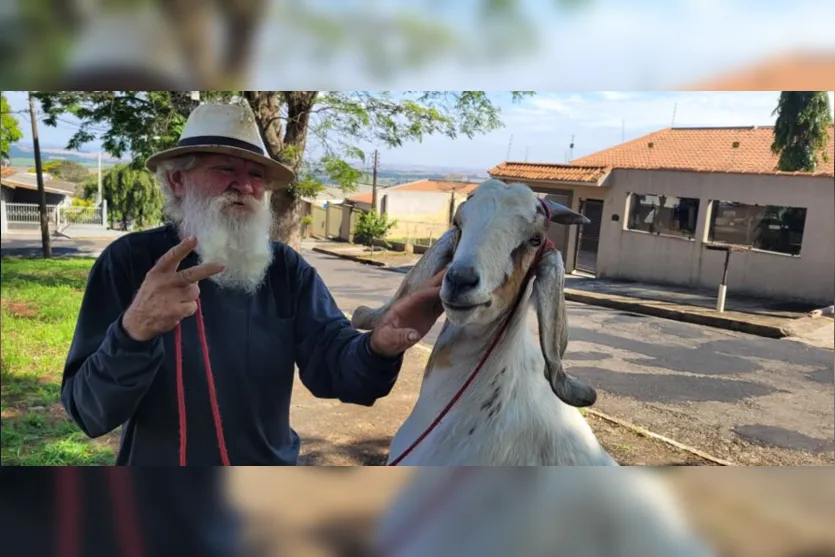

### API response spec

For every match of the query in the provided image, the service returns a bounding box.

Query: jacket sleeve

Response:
[292,255,404,406]
[61,241,165,438]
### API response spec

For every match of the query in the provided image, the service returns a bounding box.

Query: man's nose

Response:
[230,177,261,196]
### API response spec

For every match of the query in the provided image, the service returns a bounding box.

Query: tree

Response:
[354,209,397,256]
[771,92,833,172]
[27,159,91,183]
[1,93,23,162]
[84,163,163,230]
[35,91,534,249]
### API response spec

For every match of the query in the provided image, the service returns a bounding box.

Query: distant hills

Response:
[7,143,491,184]
[7,144,125,170]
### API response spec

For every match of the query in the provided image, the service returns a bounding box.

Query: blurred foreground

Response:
[2,0,834,89]
[2,467,834,556]
[228,467,835,557]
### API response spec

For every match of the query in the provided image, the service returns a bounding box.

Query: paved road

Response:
[1,235,113,257]
[305,249,835,465]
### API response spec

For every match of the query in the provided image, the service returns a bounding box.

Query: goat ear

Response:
[533,249,597,407]
[352,226,459,330]
[542,199,590,225]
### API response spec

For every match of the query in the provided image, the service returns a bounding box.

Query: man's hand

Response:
[122,236,226,342]
[369,268,446,358]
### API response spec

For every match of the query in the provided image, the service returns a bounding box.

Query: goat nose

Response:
[446,265,480,291]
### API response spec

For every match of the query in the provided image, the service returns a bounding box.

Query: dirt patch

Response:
[291,347,718,466]
[1,299,39,318]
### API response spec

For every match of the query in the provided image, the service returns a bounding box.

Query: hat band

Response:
[177,135,265,156]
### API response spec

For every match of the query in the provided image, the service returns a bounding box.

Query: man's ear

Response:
[168,170,186,197]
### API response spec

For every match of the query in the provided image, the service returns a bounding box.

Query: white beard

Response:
[177,187,274,294]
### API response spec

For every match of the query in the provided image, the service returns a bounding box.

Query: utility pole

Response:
[28,92,51,258]
[97,150,102,205]
[371,149,379,211]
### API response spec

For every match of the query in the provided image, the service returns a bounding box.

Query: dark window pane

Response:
[708,201,806,255]
[627,193,699,239]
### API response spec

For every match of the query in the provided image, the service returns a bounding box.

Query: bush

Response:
[354,210,396,252]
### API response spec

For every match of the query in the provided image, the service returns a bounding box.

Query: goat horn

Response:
[542,199,591,226]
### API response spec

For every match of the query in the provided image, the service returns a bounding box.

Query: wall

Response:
[378,190,459,243]
[595,169,834,304]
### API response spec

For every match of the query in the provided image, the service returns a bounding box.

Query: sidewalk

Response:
[311,240,833,341]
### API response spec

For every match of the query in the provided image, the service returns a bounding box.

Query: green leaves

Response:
[90,163,163,228]
[1,93,24,160]
[355,209,397,250]
[771,92,833,173]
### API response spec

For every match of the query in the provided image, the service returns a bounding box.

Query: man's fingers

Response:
[427,267,447,287]
[176,262,226,285]
[153,236,198,273]
[375,326,420,356]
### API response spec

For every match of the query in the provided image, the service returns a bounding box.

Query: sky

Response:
[5,90,834,172]
[252,0,835,89]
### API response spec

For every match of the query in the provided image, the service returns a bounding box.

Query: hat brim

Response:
[146,144,295,190]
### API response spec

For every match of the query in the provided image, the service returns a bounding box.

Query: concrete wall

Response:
[378,190,460,242]
[508,170,835,304]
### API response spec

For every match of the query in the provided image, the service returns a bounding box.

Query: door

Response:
[574,198,604,275]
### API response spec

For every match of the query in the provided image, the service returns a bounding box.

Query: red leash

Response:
[387,199,553,466]
[56,468,145,557]
[174,297,230,466]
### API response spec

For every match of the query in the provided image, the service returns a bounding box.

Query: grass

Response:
[1,256,117,465]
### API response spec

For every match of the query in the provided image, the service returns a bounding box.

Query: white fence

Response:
[1,201,108,233]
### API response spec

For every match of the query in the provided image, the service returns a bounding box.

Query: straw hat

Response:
[145,103,296,188]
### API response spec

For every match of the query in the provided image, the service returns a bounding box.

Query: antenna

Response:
[525,146,529,162]
[671,102,678,127]
[568,135,575,161]
[621,119,625,143]
[506,134,513,160]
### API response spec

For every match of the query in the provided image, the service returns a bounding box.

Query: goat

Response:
[352,178,615,466]
[372,467,715,557]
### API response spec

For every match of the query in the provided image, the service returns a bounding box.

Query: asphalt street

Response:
[304,249,834,465]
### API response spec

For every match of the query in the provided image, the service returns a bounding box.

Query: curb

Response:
[312,247,388,267]
[316,245,790,339]
[562,290,790,339]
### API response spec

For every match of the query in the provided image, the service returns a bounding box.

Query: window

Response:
[627,193,700,239]
[708,201,806,255]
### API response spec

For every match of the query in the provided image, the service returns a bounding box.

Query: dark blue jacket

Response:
[61,224,403,465]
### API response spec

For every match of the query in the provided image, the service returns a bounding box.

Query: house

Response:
[1,168,77,205]
[488,126,835,305]
[1,167,86,235]
[342,179,479,243]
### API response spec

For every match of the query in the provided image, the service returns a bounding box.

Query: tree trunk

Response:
[244,91,318,252]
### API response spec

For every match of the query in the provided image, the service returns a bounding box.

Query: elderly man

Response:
[61,102,444,466]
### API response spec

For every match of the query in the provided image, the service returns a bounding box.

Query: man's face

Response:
[167,154,274,294]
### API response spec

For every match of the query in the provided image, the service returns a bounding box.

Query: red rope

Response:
[174,297,230,466]
[387,199,553,466]
[56,468,144,557]
[374,468,474,557]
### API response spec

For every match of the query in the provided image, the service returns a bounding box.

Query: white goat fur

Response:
[373,467,715,557]
[353,179,613,466]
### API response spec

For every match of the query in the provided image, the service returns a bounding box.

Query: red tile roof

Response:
[348,179,479,204]
[570,126,834,177]
[687,53,835,90]
[488,162,610,183]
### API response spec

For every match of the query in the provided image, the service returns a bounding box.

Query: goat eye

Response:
[530,235,543,247]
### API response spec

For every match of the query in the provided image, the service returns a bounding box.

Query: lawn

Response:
[1,256,118,465]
